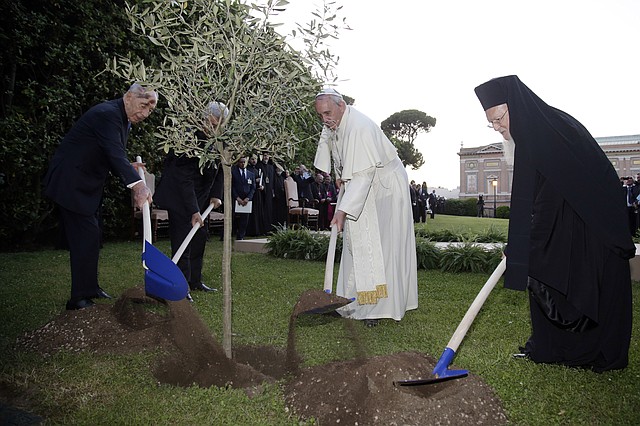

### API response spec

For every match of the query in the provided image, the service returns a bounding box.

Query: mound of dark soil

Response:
[11,286,507,425]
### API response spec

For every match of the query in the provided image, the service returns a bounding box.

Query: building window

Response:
[467,174,477,193]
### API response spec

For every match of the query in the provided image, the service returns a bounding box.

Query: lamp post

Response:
[492,178,498,218]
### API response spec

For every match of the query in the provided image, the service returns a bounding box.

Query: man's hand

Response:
[335,178,342,189]
[131,161,147,173]
[331,210,347,232]
[132,181,152,209]
[210,198,222,209]
[191,212,204,228]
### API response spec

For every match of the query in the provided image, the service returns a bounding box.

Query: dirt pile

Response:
[13,287,507,425]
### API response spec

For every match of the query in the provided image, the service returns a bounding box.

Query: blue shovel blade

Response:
[142,241,188,301]
[394,347,468,386]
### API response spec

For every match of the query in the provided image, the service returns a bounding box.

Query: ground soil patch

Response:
[10,286,507,425]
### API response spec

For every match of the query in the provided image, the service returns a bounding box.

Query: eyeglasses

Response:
[487,109,508,128]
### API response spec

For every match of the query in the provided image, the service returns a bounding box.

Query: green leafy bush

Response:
[415,237,441,270]
[265,226,342,261]
[442,198,477,216]
[473,225,507,243]
[414,228,464,242]
[267,227,505,273]
[496,205,510,218]
[439,242,492,273]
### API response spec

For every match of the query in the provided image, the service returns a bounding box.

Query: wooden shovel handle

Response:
[171,203,215,264]
[323,224,338,293]
[446,257,507,351]
[136,156,152,253]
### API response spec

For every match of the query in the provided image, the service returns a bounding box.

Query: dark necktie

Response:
[628,187,633,204]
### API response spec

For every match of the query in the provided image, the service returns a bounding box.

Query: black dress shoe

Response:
[190,282,217,292]
[66,298,96,310]
[95,287,112,299]
[364,319,380,328]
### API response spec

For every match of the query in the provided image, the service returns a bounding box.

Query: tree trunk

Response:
[221,158,233,358]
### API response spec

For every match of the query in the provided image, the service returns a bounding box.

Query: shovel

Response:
[137,156,189,301]
[295,224,353,316]
[171,202,216,264]
[395,257,507,386]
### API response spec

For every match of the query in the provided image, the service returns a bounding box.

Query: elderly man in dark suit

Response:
[231,157,256,240]
[43,83,157,310]
[154,102,227,300]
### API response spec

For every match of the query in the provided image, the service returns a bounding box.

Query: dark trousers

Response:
[234,212,250,239]
[167,209,207,286]
[58,205,101,301]
[627,206,637,236]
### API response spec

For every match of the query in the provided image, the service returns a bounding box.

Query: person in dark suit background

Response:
[291,164,314,203]
[622,176,640,236]
[245,154,264,237]
[154,101,227,300]
[310,172,329,230]
[427,190,437,219]
[231,157,256,240]
[43,83,157,310]
[256,153,276,233]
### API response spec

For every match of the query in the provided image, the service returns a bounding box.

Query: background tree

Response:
[381,109,436,170]
[110,0,345,357]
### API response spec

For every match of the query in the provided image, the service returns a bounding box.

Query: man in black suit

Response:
[310,172,329,229]
[291,164,314,203]
[623,176,640,236]
[154,102,227,300]
[231,157,256,240]
[43,83,157,310]
[428,190,437,219]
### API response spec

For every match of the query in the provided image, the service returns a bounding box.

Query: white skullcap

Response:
[207,101,229,118]
[315,88,343,99]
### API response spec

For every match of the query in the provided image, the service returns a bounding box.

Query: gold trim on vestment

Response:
[356,284,388,305]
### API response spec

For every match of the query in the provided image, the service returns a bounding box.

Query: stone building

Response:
[458,134,640,216]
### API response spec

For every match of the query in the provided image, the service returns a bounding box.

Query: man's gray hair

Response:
[127,83,158,100]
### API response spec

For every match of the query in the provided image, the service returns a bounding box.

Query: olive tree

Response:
[109,0,345,357]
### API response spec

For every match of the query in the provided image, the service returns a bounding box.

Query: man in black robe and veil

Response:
[474,75,635,372]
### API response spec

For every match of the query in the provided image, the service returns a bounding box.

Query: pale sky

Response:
[276,0,640,189]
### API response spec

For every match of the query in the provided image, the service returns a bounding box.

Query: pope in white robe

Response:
[314,88,418,323]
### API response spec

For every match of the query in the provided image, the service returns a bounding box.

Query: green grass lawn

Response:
[1,215,638,424]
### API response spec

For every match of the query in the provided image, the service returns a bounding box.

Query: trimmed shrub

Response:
[442,198,477,216]
[496,205,510,219]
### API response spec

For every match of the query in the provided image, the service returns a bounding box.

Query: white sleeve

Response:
[337,166,375,221]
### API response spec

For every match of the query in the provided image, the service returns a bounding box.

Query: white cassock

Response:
[314,106,418,321]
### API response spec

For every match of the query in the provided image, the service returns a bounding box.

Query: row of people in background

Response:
[292,164,339,231]
[409,180,437,223]
[621,175,640,237]
[230,157,341,240]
